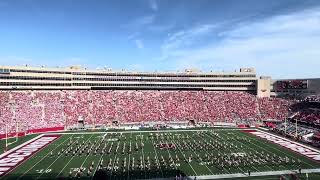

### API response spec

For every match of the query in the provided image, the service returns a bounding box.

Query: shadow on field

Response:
[4,169,189,180]
[93,168,188,180]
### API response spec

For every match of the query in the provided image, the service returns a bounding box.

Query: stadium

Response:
[0,65,320,180]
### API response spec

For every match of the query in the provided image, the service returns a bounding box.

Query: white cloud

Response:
[135,15,155,25]
[135,39,144,49]
[158,7,320,78]
[127,32,140,40]
[162,24,217,51]
[148,23,175,32]
[158,24,217,61]
[149,0,158,11]
[122,15,155,29]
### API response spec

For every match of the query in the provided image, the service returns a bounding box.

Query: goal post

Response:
[5,120,20,152]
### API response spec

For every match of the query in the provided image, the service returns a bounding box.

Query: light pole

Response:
[5,123,8,152]
[295,116,298,138]
[284,118,287,135]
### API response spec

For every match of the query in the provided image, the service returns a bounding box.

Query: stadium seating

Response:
[291,109,320,125]
[304,95,320,103]
[257,97,291,121]
[0,90,292,136]
[288,98,320,126]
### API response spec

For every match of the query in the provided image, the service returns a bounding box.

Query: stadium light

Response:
[5,123,7,152]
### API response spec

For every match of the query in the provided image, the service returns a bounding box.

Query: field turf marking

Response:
[194,132,224,175]
[253,130,320,166]
[236,132,292,171]
[256,129,320,153]
[151,134,164,178]
[218,132,246,174]
[108,141,120,179]
[242,131,316,169]
[173,135,198,176]
[202,132,233,174]
[0,134,44,159]
[79,136,98,168]
[0,134,44,178]
[127,132,132,180]
[140,132,146,179]
[91,133,109,179]
[35,134,76,179]
[186,132,214,175]
[220,132,273,172]
[55,134,94,178]
[17,135,70,179]
[231,132,276,172]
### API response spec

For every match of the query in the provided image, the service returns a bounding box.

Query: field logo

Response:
[0,135,60,177]
[249,131,320,162]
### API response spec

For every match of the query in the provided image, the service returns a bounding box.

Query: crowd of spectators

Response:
[288,95,320,126]
[276,80,307,90]
[0,90,292,134]
[258,97,291,121]
[291,109,320,126]
[304,95,320,103]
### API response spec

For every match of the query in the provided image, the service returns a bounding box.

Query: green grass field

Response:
[2,128,320,180]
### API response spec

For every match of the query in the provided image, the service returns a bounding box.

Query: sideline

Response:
[0,134,44,159]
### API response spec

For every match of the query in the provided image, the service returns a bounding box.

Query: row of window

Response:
[0,76,71,81]
[0,75,256,83]
[10,69,72,74]
[8,69,256,78]
[73,78,256,83]
[271,90,316,94]
[0,69,10,74]
[74,83,256,88]
[0,82,256,88]
[73,72,256,78]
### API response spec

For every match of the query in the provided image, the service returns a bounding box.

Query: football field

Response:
[1,128,320,180]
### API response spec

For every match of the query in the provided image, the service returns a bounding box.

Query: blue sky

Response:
[0,0,320,79]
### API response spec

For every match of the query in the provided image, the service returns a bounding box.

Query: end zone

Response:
[0,135,61,177]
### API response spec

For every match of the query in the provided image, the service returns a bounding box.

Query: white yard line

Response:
[172,137,198,176]
[110,141,120,179]
[256,129,320,153]
[17,135,70,179]
[183,132,214,176]
[127,135,131,180]
[189,133,219,175]
[222,132,274,172]
[109,141,120,179]
[243,132,316,169]
[0,135,45,177]
[35,135,76,179]
[221,132,266,172]
[55,134,94,178]
[0,134,44,158]
[202,132,234,174]
[91,133,109,180]
[140,132,146,179]
[235,132,294,171]
[8,128,320,179]
[151,136,164,178]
